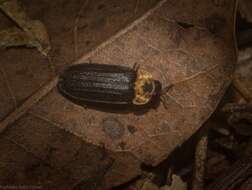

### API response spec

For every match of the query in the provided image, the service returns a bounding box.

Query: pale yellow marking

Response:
[133,70,155,105]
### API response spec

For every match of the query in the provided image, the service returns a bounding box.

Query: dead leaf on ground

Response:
[46,0,237,166]
[0,0,237,189]
[0,0,160,189]
[0,0,50,55]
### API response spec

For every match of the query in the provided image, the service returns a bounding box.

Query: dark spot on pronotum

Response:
[127,125,137,134]
[102,117,125,139]
[177,21,194,29]
[143,82,153,93]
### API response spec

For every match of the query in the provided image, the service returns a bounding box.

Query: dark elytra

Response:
[57,63,163,113]
[58,63,137,104]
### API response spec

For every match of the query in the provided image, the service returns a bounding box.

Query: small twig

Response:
[223,102,252,113]
[206,139,252,190]
[206,148,252,190]
[73,0,89,59]
[192,134,208,190]
[222,102,252,125]
[166,167,173,186]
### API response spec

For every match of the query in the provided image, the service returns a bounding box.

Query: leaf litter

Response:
[0,0,50,56]
[0,0,239,189]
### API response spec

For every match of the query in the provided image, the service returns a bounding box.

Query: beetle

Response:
[57,63,171,109]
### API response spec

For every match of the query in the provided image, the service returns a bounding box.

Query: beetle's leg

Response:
[160,96,169,110]
[160,84,174,110]
[133,62,140,72]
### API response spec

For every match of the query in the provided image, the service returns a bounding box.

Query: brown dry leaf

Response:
[0,0,50,55]
[0,0,237,189]
[0,0,159,189]
[54,0,238,166]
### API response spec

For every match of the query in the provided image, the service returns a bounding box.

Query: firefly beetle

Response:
[57,63,172,109]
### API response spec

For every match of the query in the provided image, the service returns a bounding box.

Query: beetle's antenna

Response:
[160,84,174,110]
[161,84,174,95]
[133,62,140,72]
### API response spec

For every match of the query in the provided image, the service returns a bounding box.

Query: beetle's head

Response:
[133,70,161,105]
